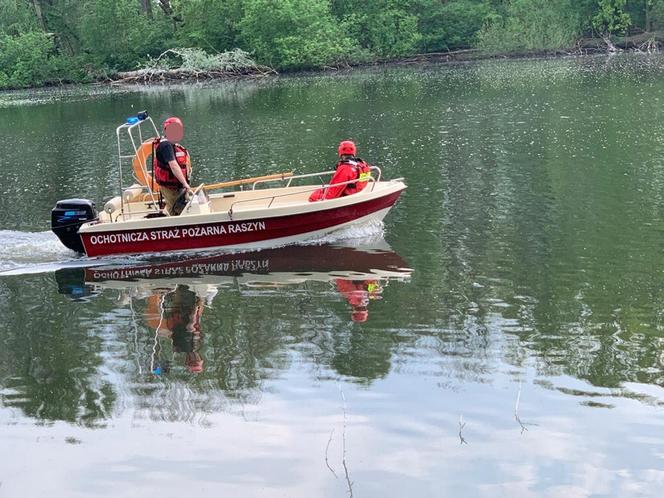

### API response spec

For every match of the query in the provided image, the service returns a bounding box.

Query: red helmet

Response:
[163,116,183,130]
[351,310,368,322]
[338,140,356,157]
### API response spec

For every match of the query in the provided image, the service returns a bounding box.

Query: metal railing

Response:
[227,167,384,219]
[115,115,161,221]
[251,166,382,189]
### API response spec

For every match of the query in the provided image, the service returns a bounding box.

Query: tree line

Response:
[1,0,663,89]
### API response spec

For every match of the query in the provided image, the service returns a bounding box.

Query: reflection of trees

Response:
[6,57,664,425]
[0,275,115,426]
[117,280,409,422]
[375,57,664,390]
[330,325,393,381]
[0,265,409,424]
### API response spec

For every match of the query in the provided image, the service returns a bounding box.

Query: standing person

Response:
[146,285,206,375]
[309,140,371,202]
[153,117,193,215]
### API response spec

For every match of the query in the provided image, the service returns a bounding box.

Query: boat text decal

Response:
[88,221,267,245]
[90,259,269,280]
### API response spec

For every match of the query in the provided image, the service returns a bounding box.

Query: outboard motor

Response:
[51,199,97,253]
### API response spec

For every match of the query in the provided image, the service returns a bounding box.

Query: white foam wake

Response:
[0,220,387,276]
[305,219,385,245]
[0,230,80,274]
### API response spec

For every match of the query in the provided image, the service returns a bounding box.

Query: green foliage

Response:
[477,0,582,52]
[0,0,38,36]
[239,0,359,69]
[2,0,664,88]
[592,0,631,35]
[78,0,171,70]
[341,2,422,58]
[0,31,58,88]
[417,0,490,52]
[649,0,664,30]
[174,0,244,52]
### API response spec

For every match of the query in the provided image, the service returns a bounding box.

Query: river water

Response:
[2,55,664,497]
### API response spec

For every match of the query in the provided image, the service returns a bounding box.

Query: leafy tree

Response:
[1,0,662,89]
[0,31,56,88]
[78,0,172,70]
[0,0,38,36]
[477,0,582,52]
[239,0,359,69]
[417,0,490,52]
[174,0,245,52]
[333,0,421,58]
[648,0,664,30]
[592,0,631,37]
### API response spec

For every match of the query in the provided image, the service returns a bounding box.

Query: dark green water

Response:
[2,55,664,497]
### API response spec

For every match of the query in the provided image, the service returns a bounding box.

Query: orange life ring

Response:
[132,140,160,193]
[145,293,165,330]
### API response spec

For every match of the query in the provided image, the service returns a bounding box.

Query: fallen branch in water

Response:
[112,48,277,84]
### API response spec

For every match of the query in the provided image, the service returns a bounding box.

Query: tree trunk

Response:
[158,0,173,16]
[139,0,153,18]
[31,0,48,31]
[646,0,652,32]
[157,0,182,29]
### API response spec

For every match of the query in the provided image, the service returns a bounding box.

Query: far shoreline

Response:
[1,41,661,95]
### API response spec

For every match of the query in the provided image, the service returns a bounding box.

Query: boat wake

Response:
[0,230,84,274]
[0,230,143,276]
[307,219,385,245]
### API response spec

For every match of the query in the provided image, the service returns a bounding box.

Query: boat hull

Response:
[80,189,403,257]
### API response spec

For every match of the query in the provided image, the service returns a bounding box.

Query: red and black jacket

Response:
[153,138,190,189]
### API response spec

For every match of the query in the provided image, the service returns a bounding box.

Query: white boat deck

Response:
[95,181,401,229]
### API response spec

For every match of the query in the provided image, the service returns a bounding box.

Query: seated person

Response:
[309,140,371,202]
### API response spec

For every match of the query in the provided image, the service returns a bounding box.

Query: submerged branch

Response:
[514,381,538,434]
[325,428,338,479]
[458,415,467,445]
[339,385,353,498]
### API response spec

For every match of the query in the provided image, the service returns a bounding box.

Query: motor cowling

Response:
[51,199,97,253]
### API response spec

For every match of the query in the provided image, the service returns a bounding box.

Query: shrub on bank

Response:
[0,31,81,89]
[78,0,171,71]
[239,0,360,69]
[418,0,490,52]
[342,7,421,59]
[476,0,582,53]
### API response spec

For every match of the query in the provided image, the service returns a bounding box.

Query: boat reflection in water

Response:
[56,240,412,378]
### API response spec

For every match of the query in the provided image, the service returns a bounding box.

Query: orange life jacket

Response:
[153,138,190,189]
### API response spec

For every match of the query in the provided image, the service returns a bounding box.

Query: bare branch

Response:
[458,415,468,445]
[514,381,538,434]
[339,385,354,498]
[325,428,338,479]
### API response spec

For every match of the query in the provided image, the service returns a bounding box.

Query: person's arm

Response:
[168,160,191,191]
[159,141,192,191]
[323,166,353,199]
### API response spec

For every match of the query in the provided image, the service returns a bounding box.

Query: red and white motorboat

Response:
[51,112,406,257]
